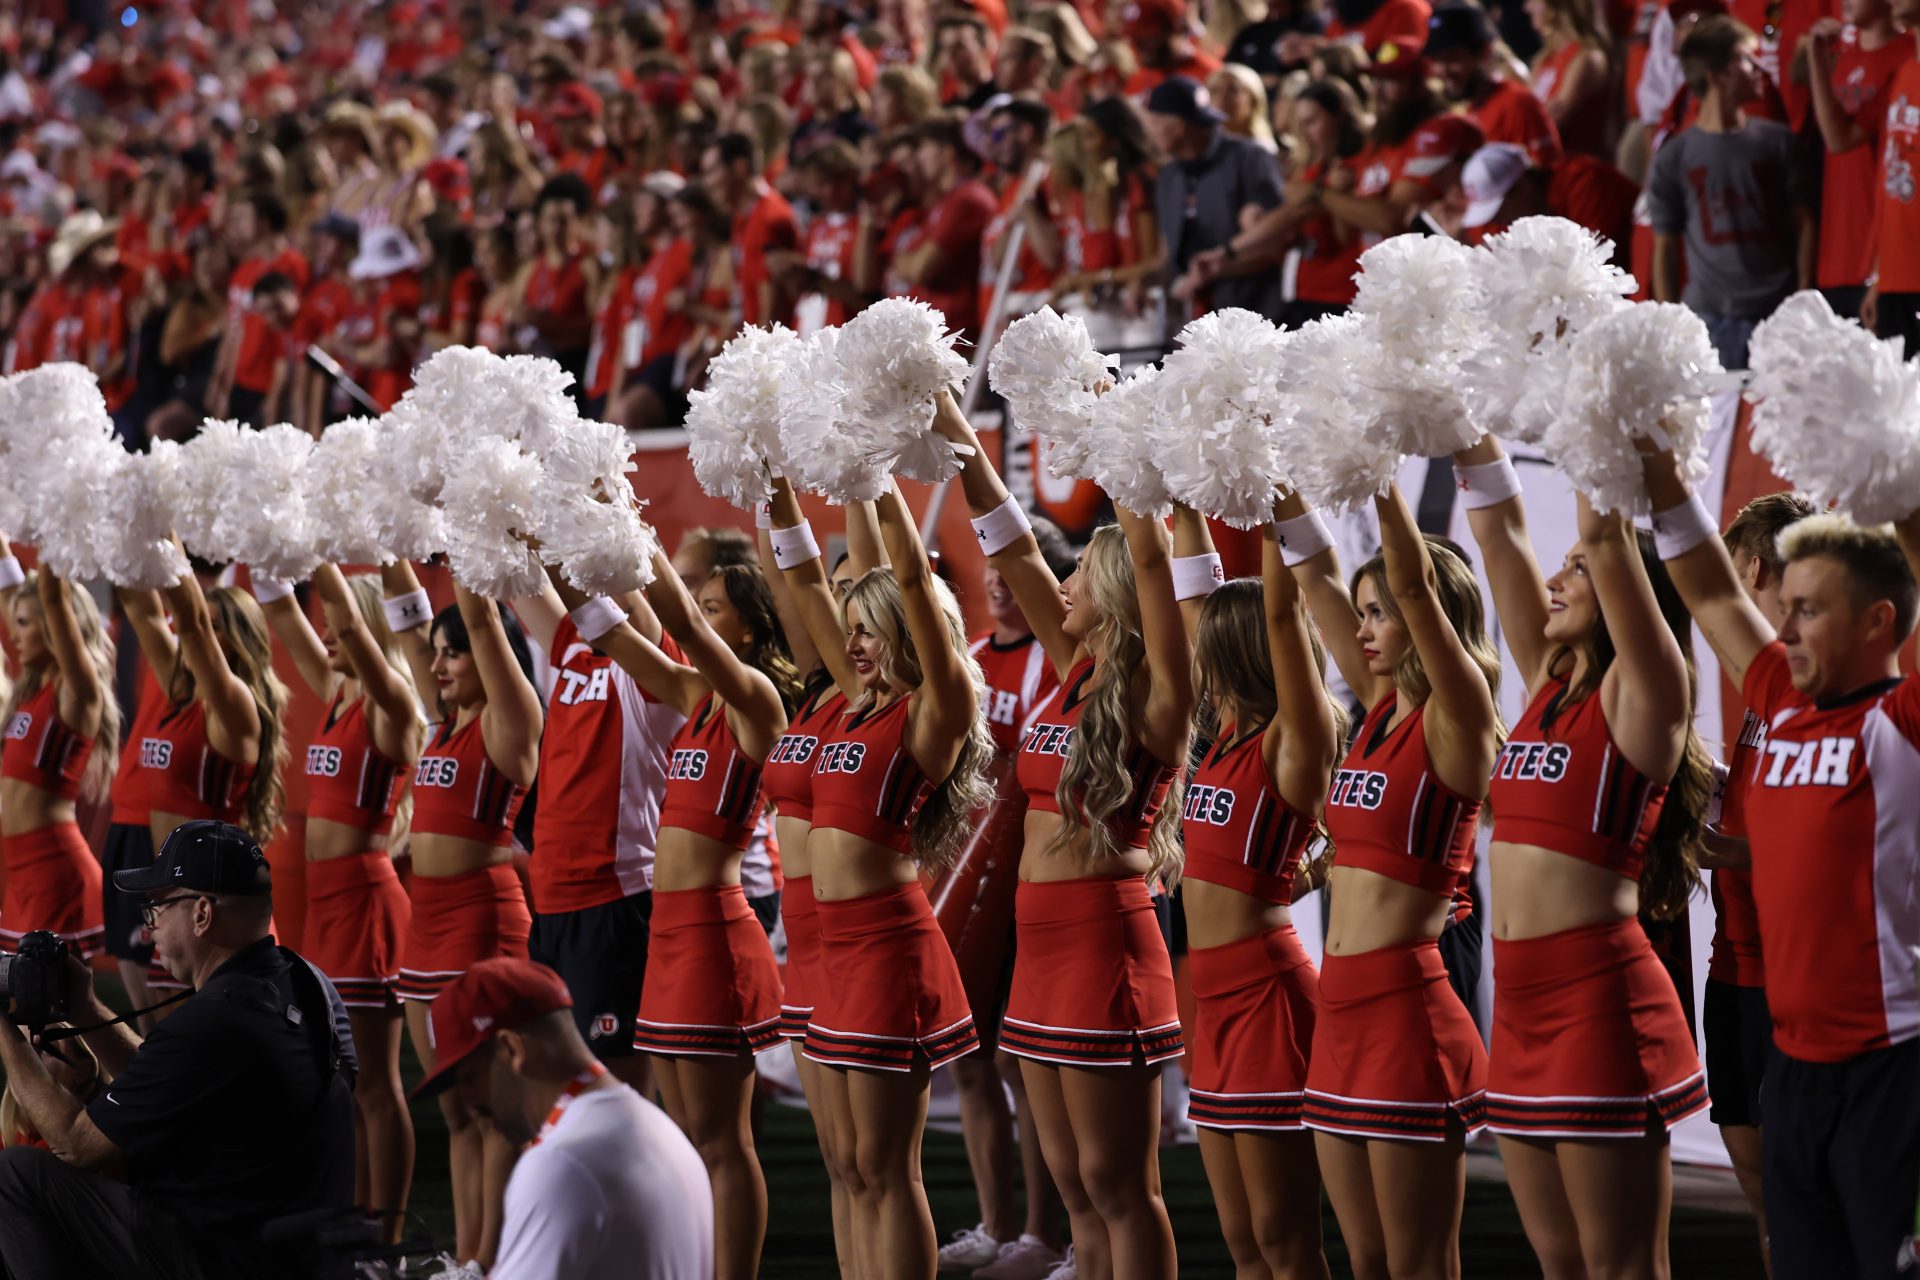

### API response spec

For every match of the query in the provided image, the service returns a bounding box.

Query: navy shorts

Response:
[1761,1039,1920,1280]
[530,892,652,1061]
[1704,979,1771,1126]
[101,823,156,964]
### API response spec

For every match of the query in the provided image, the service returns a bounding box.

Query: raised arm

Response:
[1641,446,1773,691]
[759,522,822,679]
[1272,488,1384,707]
[1172,505,1217,638]
[876,484,976,773]
[382,561,440,720]
[1453,436,1554,690]
[37,572,106,739]
[0,533,21,649]
[1116,505,1193,765]
[641,549,787,761]
[164,572,261,760]
[313,565,422,761]
[454,582,543,788]
[259,580,336,698]
[928,388,1075,675]
[1577,495,1690,779]
[510,576,567,656]
[769,477,863,698]
[116,586,182,694]
[548,568,712,716]
[1263,506,1340,816]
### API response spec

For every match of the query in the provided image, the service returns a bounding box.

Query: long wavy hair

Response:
[168,587,290,844]
[1351,537,1504,726]
[1046,525,1186,876]
[843,567,996,872]
[709,563,804,715]
[1545,529,1710,921]
[2,573,121,802]
[344,573,421,840]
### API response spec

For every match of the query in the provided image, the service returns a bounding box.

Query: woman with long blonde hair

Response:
[935,394,1196,1280]
[256,565,424,1246]
[1526,0,1616,158]
[1210,63,1280,152]
[0,548,120,960]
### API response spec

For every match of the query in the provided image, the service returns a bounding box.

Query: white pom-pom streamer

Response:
[534,419,657,595]
[777,328,886,502]
[833,298,971,485]
[1746,291,1920,525]
[100,443,191,588]
[1275,314,1402,513]
[0,363,117,542]
[1087,366,1172,518]
[1153,309,1291,528]
[31,434,128,581]
[686,325,802,507]
[1351,236,1484,456]
[988,308,1114,480]
[306,419,394,564]
[439,438,547,598]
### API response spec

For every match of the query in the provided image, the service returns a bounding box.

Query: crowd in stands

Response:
[2,0,1918,440]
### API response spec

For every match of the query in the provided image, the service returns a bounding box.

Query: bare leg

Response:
[1369,1130,1467,1280]
[1198,1128,1267,1279]
[953,1051,1020,1240]
[1021,1059,1110,1276]
[664,1053,768,1280]
[475,1119,517,1269]
[1498,1135,1588,1280]
[1313,1133,1388,1280]
[794,1046,860,1279]
[1718,1124,1770,1277]
[607,1051,653,1098]
[847,1062,936,1280]
[348,1005,415,1245]
[1236,1130,1329,1280]
[999,1048,1065,1247]
[1556,1127,1673,1280]
[1058,1063,1175,1280]
[407,999,482,1263]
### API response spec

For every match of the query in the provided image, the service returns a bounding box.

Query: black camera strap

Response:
[38,991,194,1043]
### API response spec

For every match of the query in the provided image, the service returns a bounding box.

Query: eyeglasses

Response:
[140,894,207,928]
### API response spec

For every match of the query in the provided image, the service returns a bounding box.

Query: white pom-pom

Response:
[777,328,888,503]
[1746,291,1920,525]
[306,418,393,564]
[31,434,128,581]
[1153,309,1291,528]
[440,437,547,598]
[1275,314,1403,513]
[226,424,322,581]
[171,419,251,561]
[1551,301,1721,515]
[1461,217,1634,444]
[833,298,971,484]
[1351,236,1484,457]
[389,347,578,499]
[988,307,1114,480]
[687,325,802,507]
[534,418,657,595]
[1087,366,1173,518]
[0,364,117,542]
[100,443,191,588]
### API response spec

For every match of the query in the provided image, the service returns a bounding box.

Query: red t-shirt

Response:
[970,632,1060,757]
[294,276,354,351]
[1877,57,1920,292]
[1472,78,1564,168]
[1293,158,1365,304]
[80,268,140,411]
[366,272,424,412]
[979,175,1057,337]
[1533,41,1612,159]
[1351,115,1465,245]
[1327,0,1432,53]
[1818,30,1913,288]
[1732,0,1841,131]
[1711,706,1769,987]
[882,208,928,297]
[585,264,636,400]
[1124,49,1225,99]
[558,147,613,195]
[910,179,998,340]
[800,211,861,331]
[632,237,695,367]
[6,281,73,374]
[420,267,484,347]
[524,254,592,330]
[229,247,310,394]
[732,187,801,328]
[1547,155,1640,250]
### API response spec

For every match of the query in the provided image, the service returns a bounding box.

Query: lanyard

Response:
[532,1063,609,1146]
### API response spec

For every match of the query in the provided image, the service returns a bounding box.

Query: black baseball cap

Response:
[1423,2,1495,54]
[1145,76,1225,125]
[114,820,273,897]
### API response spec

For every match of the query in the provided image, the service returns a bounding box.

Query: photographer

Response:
[0,821,356,1279]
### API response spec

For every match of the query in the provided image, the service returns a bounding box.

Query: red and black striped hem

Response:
[998,1018,1185,1068]
[1302,1090,1488,1142]
[1484,1071,1710,1138]
[801,1016,979,1072]
[395,968,464,1002]
[1,925,103,961]
[778,1005,813,1041]
[326,975,402,1009]
[1188,1089,1306,1132]
[633,1016,783,1058]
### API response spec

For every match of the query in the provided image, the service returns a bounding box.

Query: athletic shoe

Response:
[1042,1246,1077,1279]
[938,1224,1004,1272]
[974,1235,1066,1279]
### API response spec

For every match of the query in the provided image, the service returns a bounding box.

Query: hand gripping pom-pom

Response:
[1275,314,1403,513]
[306,419,395,565]
[439,438,548,599]
[687,325,803,507]
[834,298,971,485]
[100,443,192,588]
[1351,236,1485,457]
[1087,366,1173,518]
[1551,301,1721,515]
[1747,291,1920,526]
[988,308,1115,481]
[534,419,658,596]
[1153,309,1292,528]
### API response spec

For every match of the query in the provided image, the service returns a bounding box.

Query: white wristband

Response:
[1171,553,1224,601]
[1270,512,1334,567]
[0,556,23,591]
[570,596,625,644]
[382,589,434,633]
[250,575,295,604]
[969,495,1032,556]
[754,501,773,530]
[769,521,822,571]
[1650,493,1718,560]
[1703,758,1731,830]
[1455,458,1522,510]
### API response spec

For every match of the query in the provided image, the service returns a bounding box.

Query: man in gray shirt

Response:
[1646,15,1815,369]
[1148,77,1286,324]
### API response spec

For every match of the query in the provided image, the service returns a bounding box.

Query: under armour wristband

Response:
[1270,512,1334,567]
[1703,759,1731,831]
[1171,553,1225,601]
[382,589,433,633]
[250,575,295,605]
[1650,493,1718,561]
[1455,458,1522,511]
[570,596,625,644]
[769,521,822,570]
[969,496,1032,556]
[0,556,23,592]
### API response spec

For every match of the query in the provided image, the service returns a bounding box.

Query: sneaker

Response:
[975,1235,1066,1280]
[938,1224,1005,1273]
[1043,1246,1077,1280]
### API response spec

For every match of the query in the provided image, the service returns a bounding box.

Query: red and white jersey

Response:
[533,619,688,912]
[969,632,1058,757]
[1740,642,1920,1062]
[1710,706,1768,987]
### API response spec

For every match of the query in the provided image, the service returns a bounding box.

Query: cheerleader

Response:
[934,394,1192,1280]
[255,565,424,1245]
[1279,482,1501,1280]
[1181,503,1343,1280]
[1452,437,1711,1275]
[0,551,119,960]
[557,548,798,1280]
[384,564,541,1270]
[773,448,996,1280]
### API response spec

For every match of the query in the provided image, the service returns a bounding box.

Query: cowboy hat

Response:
[376,101,439,172]
[47,209,120,276]
[323,101,381,155]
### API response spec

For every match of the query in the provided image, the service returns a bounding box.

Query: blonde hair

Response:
[1029,4,1099,67]
[169,588,291,843]
[1209,64,1278,151]
[1046,525,1186,876]
[1,573,121,802]
[1045,118,1100,193]
[874,65,940,126]
[1351,537,1504,721]
[842,568,996,871]
[1207,0,1271,52]
[1779,513,1920,639]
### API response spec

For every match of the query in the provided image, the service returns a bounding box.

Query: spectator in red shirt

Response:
[1299,0,1434,56]
[978,96,1063,334]
[1425,3,1567,166]
[1045,95,1164,304]
[247,269,304,426]
[935,16,1004,109]
[291,214,359,436]
[1526,0,1619,158]
[208,192,309,428]
[343,225,426,414]
[515,173,602,406]
[699,131,801,329]
[1122,0,1227,97]
[551,82,613,194]
[892,115,1000,341]
[1457,141,1640,255]
[769,139,874,334]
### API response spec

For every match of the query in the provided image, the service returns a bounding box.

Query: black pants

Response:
[1876,291,1920,356]
[530,892,653,1061]
[1438,904,1484,1034]
[0,1146,259,1280]
[1761,1039,1920,1280]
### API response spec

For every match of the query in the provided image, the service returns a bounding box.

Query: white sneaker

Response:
[1043,1245,1077,1279]
[975,1235,1066,1280]
[938,1224,1005,1273]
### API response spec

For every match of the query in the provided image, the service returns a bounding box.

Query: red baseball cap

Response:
[550,81,604,122]
[411,958,573,1099]
[1369,38,1431,79]
[422,155,470,204]
[1123,0,1186,37]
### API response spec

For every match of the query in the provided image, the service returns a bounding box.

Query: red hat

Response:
[1369,38,1430,79]
[1122,0,1186,37]
[1414,112,1488,162]
[422,155,470,204]
[411,958,573,1099]
[550,81,603,122]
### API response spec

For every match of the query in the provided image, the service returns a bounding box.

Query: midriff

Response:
[774,813,813,881]
[1490,839,1638,941]
[808,825,921,901]
[408,832,515,879]
[1183,876,1292,949]
[1017,808,1153,883]
[304,814,393,862]
[652,827,746,892]
[1324,865,1450,954]
[0,778,74,837]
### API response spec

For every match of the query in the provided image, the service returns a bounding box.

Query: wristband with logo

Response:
[1171,553,1225,601]
[769,522,822,571]
[1455,458,1522,511]
[382,589,434,633]
[570,596,625,644]
[969,496,1032,556]
[1270,512,1334,567]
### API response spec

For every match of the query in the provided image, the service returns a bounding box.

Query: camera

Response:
[0,930,70,1029]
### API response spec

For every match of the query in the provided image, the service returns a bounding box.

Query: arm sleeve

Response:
[1883,675,1920,747]
[490,1152,611,1280]
[85,1010,250,1164]
[1643,139,1687,235]
[1241,145,1284,212]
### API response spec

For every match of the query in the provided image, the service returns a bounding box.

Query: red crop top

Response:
[304,692,405,835]
[411,716,526,847]
[2,682,92,802]
[1487,678,1667,880]
[761,686,845,826]
[140,698,257,824]
[1324,696,1480,898]
[1181,728,1315,905]
[807,694,931,855]
[1015,659,1174,852]
[658,697,765,849]
[110,672,168,826]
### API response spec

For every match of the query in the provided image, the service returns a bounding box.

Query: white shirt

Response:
[492,1085,713,1280]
